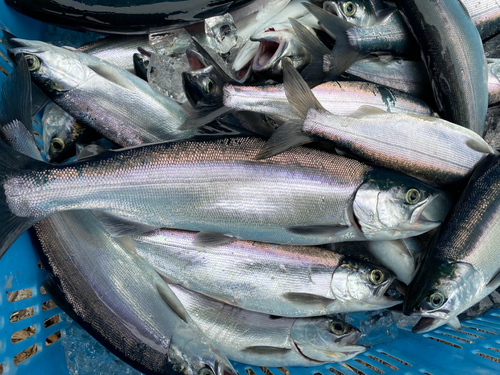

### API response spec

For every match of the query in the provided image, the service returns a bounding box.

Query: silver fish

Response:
[259,60,495,188]
[488,58,500,107]
[77,35,153,73]
[323,0,388,27]
[33,210,237,375]
[132,228,401,317]
[462,0,500,41]
[0,135,450,257]
[404,154,500,333]
[9,39,193,147]
[169,284,365,366]
[396,0,489,135]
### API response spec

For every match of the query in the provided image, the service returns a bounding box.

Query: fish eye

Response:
[370,269,385,285]
[198,368,214,375]
[202,77,215,94]
[428,292,445,309]
[329,321,348,335]
[50,138,65,153]
[343,1,357,17]
[24,55,41,72]
[406,188,421,204]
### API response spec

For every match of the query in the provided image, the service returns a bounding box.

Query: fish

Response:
[78,35,153,73]
[41,103,101,163]
[488,58,500,107]
[9,38,194,147]
[0,134,451,258]
[330,238,424,285]
[323,0,388,27]
[395,0,489,135]
[462,0,500,41]
[404,153,500,333]
[4,0,256,35]
[257,59,495,189]
[131,228,401,317]
[181,39,434,129]
[33,210,237,375]
[484,33,500,58]
[168,283,366,367]
[303,3,420,79]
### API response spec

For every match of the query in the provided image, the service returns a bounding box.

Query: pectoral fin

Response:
[242,346,293,356]
[282,292,335,309]
[92,211,159,237]
[88,63,138,91]
[155,282,190,324]
[446,317,462,330]
[287,225,349,237]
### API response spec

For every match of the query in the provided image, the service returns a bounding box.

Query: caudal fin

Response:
[257,59,324,159]
[289,18,330,87]
[0,141,46,259]
[179,39,235,130]
[302,3,364,79]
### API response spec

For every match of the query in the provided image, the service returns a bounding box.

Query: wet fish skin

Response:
[32,210,237,375]
[323,0,388,27]
[396,0,489,135]
[462,0,500,41]
[300,106,496,187]
[9,39,194,147]
[404,154,500,333]
[0,136,449,256]
[488,58,500,107]
[169,284,365,367]
[132,228,401,317]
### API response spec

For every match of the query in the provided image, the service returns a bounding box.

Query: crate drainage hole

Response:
[462,325,496,335]
[438,332,473,344]
[259,367,274,375]
[354,359,384,374]
[44,314,60,328]
[379,352,412,367]
[7,289,32,303]
[476,352,500,363]
[365,355,397,371]
[40,286,46,295]
[277,368,289,375]
[9,307,34,323]
[426,336,462,349]
[13,344,38,365]
[11,325,36,344]
[327,368,345,375]
[37,261,44,269]
[246,369,257,375]
[46,330,61,346]
[0,66,8,76]
[0,363,3,374]
[488,347,500,353]
[42,300,57,312]
[341,363,365,375]
[458,330,484,339]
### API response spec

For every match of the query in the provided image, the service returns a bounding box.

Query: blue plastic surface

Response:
[1,2,500,374]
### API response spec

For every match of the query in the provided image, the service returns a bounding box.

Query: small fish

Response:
[132,228,401,317]
[258,59,495,189]
[462,0,500,41]
[41,103,101,163]
[9,39,194,147]
[0,134,450,258]
[404,154,500,333]
[78,35,153,73]
[169,283,366,367]
[304,3,419,79]
[395,0,489,135]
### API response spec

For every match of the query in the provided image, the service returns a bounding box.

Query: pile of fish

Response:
[1,0,500,373]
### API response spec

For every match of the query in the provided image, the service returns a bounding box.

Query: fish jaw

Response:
[232,41,259,82]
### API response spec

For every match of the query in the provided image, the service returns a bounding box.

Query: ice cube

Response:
[62,315,143,375]
[147,52,188,104]
[458,296,495,320]
[149,29,193,55]
[391,310,422,329]
[205,14,238,54]
[346,310,399,346]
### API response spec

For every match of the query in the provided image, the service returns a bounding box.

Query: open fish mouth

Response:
[376,278,405,306]
[412,317,445,333]
[186,49,208,71]
[232,42,258,83]
[323,2,342,18]
[251,32,286,72]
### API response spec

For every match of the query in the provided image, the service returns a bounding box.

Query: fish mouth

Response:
[323,2,342,18]
[375,279,405,307]
[186,49,208,71]
[181,68,212,107]
[412,317,447,333]
[232,42,258,83]
[418,192,453,223]
[251,34,286,72]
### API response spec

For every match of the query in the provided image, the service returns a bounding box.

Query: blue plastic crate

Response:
[1,2,500,374]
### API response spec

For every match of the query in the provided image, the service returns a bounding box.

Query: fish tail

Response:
[302,3,363,79]
[179,39,235,131]
[257,59,324,159]
[0,141,45,260]
[289,18,330,87]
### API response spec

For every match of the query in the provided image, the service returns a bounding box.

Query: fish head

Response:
[182,66,224,107]
[232,41,259,83]
[353,170,453,241]
[9,38,87,94]
[250,24,310,79]
[290,317,365,362]
[404,260,483,333]
[169,325,237,375]
[323,0,382,27]
[331,257,402,310]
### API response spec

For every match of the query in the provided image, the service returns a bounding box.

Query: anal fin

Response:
[92,211,159,237]
[193,231,236,247]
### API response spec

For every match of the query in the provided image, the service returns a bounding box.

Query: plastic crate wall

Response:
[1,1,500,374]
